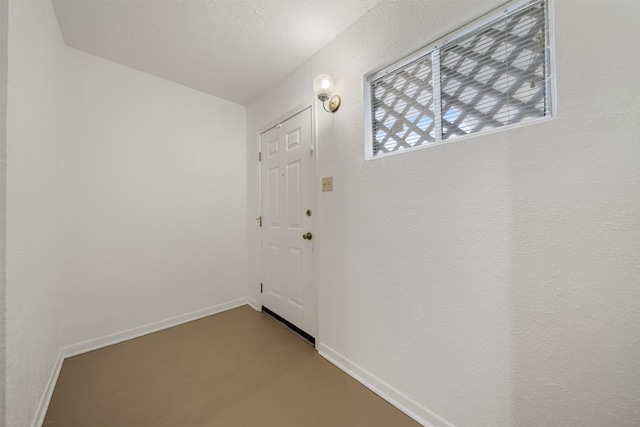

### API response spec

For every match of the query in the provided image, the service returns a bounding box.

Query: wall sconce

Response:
[313,74,341,113]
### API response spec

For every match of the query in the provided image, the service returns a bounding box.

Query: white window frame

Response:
[364,0,556,159]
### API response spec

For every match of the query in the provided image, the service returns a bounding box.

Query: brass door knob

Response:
[302,232,313,240]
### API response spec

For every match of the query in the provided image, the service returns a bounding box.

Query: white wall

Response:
[0,0,8,424]
[60,48,247,347]
[5,1,248,425]
[5,1,67,425]
[247,1,640,426]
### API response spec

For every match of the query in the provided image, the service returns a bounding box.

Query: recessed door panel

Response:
[269,243,281,297]
[287,161,301,229]
[287,128,301,151]
[268,167,279,226]
[288,247,303,309]
[268,137,279,158]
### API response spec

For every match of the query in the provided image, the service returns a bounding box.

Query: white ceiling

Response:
[52,0,380,105]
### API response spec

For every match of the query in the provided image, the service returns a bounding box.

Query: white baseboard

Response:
[317,343,454,427]
[34,302,446,427]
[247,297,261,311]
[33,298,249,427]
[62,298,248,358]
[31,349,63,427]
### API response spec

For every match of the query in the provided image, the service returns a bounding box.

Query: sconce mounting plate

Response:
[327,95,341,112]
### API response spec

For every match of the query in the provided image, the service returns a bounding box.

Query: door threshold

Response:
[262,306,315,346]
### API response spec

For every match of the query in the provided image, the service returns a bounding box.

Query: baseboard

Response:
[32,298,248,427]
[317,343,454,427]
[35,303,446,427]
[31,349,63,427]
[247,297,261,311]
[62,297,248,358]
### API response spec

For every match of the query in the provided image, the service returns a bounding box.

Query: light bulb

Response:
[313,74,334,101]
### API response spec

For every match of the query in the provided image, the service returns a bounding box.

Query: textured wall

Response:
[60,48,248,347]
[5,1,67,425]
[509,2,640,425]
[6,1,248,424]
[0,0,7,424]
[247,0,640,426]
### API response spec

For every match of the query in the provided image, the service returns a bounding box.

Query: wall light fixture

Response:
[313,74,341,113]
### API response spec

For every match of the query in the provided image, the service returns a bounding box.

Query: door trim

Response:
[256,102,318,347]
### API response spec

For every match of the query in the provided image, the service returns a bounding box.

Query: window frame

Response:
[364,0,556,160]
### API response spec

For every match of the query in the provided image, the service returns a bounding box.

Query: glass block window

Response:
[365,0,553,158]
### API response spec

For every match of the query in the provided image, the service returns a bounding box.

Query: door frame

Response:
[256,102,319,346]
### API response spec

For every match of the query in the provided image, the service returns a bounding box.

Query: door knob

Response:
[302,232,313,240]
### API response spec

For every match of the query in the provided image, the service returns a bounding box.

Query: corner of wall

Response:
[5,0,68,424]
[247,297,261,311]
[30,350,63,427]
[32,299,251,426]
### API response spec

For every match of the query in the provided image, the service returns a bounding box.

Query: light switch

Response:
[322,176,333,192]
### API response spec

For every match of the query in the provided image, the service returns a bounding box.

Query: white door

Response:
[260,107,316,339]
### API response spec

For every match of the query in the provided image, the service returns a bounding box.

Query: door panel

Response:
[287,161,301,226]
[268,243,281,297]
[288,248,303,308]
[268,167,279,225]
[260,108,315,338]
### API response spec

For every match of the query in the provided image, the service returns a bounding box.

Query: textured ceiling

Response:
[52,0,380,105]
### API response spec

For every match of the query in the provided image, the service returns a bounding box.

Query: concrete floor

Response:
[44,305,420,426]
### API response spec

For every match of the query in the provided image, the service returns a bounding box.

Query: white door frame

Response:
[256,102,318,345]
